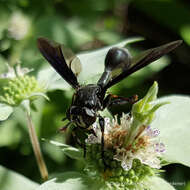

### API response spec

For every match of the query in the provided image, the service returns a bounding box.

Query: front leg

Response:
[58,121,72,132]
[98,115,107,169]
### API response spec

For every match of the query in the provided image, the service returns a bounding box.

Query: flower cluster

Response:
[87,115,165,170]
[0,64,45,106]
[84,82,167,189]
[8,12,30,40]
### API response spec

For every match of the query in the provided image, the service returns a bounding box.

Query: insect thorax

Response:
[72,84,102,109]
[67,84,102,128]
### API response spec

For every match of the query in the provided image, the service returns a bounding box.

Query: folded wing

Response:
[37,37,80,89]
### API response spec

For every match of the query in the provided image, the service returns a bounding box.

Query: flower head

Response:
[8,12,30,40]
[0,64,46,106]
[86,113,165,171]
[85,82,167,189]
[0,64,32,79]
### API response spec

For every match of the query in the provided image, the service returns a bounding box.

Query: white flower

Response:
[0,64,33,79]
[8,12,30,40]
[86,113,165,171]
[85,117,112,144]
[0,63,47,107]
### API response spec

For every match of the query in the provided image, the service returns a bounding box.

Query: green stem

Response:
[26,111,48,181]
[123,120,140,147]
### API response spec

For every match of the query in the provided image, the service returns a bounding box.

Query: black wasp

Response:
[37,38,181,164]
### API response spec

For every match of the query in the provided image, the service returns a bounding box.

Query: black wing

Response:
[102,40,182,89]
[37,37,80,89]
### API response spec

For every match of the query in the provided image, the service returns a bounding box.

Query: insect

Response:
[37,38,182,165]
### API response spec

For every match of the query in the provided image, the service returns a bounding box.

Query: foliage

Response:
[0,165,38,190]
[0,0,190,189]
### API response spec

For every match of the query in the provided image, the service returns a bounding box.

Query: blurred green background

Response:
[0,0,190,189]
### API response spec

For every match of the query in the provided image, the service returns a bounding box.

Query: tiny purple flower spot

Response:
[154,142,165,153]
[146,126,160,138]
[159,143,166,153]
[153,129,160,137]
[146,125,151,130]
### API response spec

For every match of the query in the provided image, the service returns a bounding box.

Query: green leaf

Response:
[124,82,168,147]
[37,66,71,91]
[0,104,13,121]
[29,92,50,101]
[132,81,158,114]
[0,118,21,147]
[0,165,38,190]
[132,81,168,126]
[47,140,84,160]
[152,95,190,167]
[35,172,101,190]
[65,20,94,46]
[36,173,175,190]
[146,176,175,190]
[180,25,190,45]
[77,37,143,83]
[62,147,84,160]
[35,16,94,48]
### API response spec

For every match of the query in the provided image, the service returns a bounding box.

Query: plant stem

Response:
[26,111,48,181]
[123,120,140,147]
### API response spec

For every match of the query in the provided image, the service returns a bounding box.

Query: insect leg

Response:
[83,143,86,158]
[102,94,112,109]
[58,121,72,132]
[103,94,138,109]
[98,116,107,169]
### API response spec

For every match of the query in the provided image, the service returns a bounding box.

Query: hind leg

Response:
[103,94,138,109]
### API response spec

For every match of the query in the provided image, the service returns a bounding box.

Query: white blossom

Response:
[0,64,33,79]
[8,12,30,40]
[86,113,165,170]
